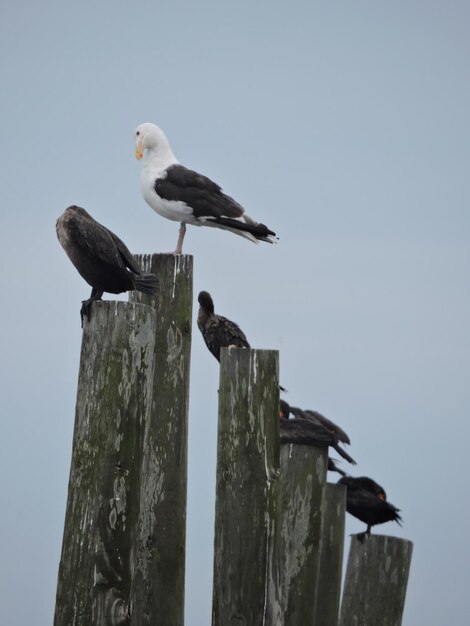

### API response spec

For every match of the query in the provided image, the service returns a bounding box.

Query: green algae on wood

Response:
[129,253,193,626]
[314,482,346,626]
[278,443,328,624]
[339,534,413,626]
[54,301,156,626]
[212,348,282,626]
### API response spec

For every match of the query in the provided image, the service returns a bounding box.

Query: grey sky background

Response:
[1,1,469,624]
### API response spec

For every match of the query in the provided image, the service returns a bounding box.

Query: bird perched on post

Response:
[338,475,402,541]
[301,409,351,446]
[198,291,287,391]
[56,205,158,325]
[134,122,277,254]
[197,291,250,361]
[280,400,356,465]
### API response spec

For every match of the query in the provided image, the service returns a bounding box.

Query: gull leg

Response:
[174,223,186,255]
[80,287,103,327]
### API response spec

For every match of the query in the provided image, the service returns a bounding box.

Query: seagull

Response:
[135,122,277,254]
[337,475,402,541]
[197,290,250,361]
[280,400,356,465]
[56,205,158,325]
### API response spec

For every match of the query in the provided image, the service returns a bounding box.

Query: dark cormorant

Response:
[302,409,351,445]
[197,291,250,361]
[56,205,158,325]
[198,291,287,392]
[338,475,402,541]
[280,400,356,465]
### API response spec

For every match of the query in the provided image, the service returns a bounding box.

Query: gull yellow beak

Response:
[135,141,144,160]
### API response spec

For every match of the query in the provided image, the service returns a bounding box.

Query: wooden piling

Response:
[277,443,328,624]
[314,483,346,626]
[339,535,413,626]
[129,253,193,626]
[212,348,282,626]
[54,301,157,626]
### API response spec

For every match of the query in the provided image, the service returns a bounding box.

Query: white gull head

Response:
[134,122,178,168]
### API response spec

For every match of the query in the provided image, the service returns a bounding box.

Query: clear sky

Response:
[1,1,469,624]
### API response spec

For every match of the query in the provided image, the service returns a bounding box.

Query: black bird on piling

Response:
[197,290,250,361]
[56,205,158,325]
[302,409,351,446]
[338,475,402,542]
[197,291,287,392]
[279,400,356,465]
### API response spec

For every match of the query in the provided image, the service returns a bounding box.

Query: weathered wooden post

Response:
[54,301,157,626]
[212,348,282,626]
[314,483,346,626]
[277,443,328,624]
[129,253,193,626]
[55,254,193,626]
[339,535,413,626]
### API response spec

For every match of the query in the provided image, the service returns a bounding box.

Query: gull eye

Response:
[136,131,140,136]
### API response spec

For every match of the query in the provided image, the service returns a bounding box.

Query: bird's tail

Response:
[134,273,158,294]
[392,507,403,526]
[209,216,277,243]
[333,443,357,465]
[328,458,347,476]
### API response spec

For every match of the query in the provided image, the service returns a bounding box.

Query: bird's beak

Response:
[135,140,144,160]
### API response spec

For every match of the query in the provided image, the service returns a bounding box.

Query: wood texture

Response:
[339,535,413,626]
[314,483,346,626]
[212,348,282,626]
[129,253,193,626]
[278,443,328,624]
[54,301,157,626]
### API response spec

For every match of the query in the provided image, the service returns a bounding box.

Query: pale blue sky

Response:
[1,1,469,624]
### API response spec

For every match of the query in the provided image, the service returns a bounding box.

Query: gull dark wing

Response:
[155,164,245,220]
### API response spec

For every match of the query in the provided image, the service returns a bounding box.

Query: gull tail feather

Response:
[209,216,277,242]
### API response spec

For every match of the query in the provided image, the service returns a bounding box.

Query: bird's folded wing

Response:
[68,215,139,274]
[304,410,351,445]
[213,315,250,349]
[155,164,245,220]
[107,230,142,274]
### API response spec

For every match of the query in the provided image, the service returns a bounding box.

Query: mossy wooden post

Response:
[314,483,346,626]
[54,301,157,626]
[278,443,327,624]
[212,348,282,626]
[129,253,193,626]
[339,535,413,626]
